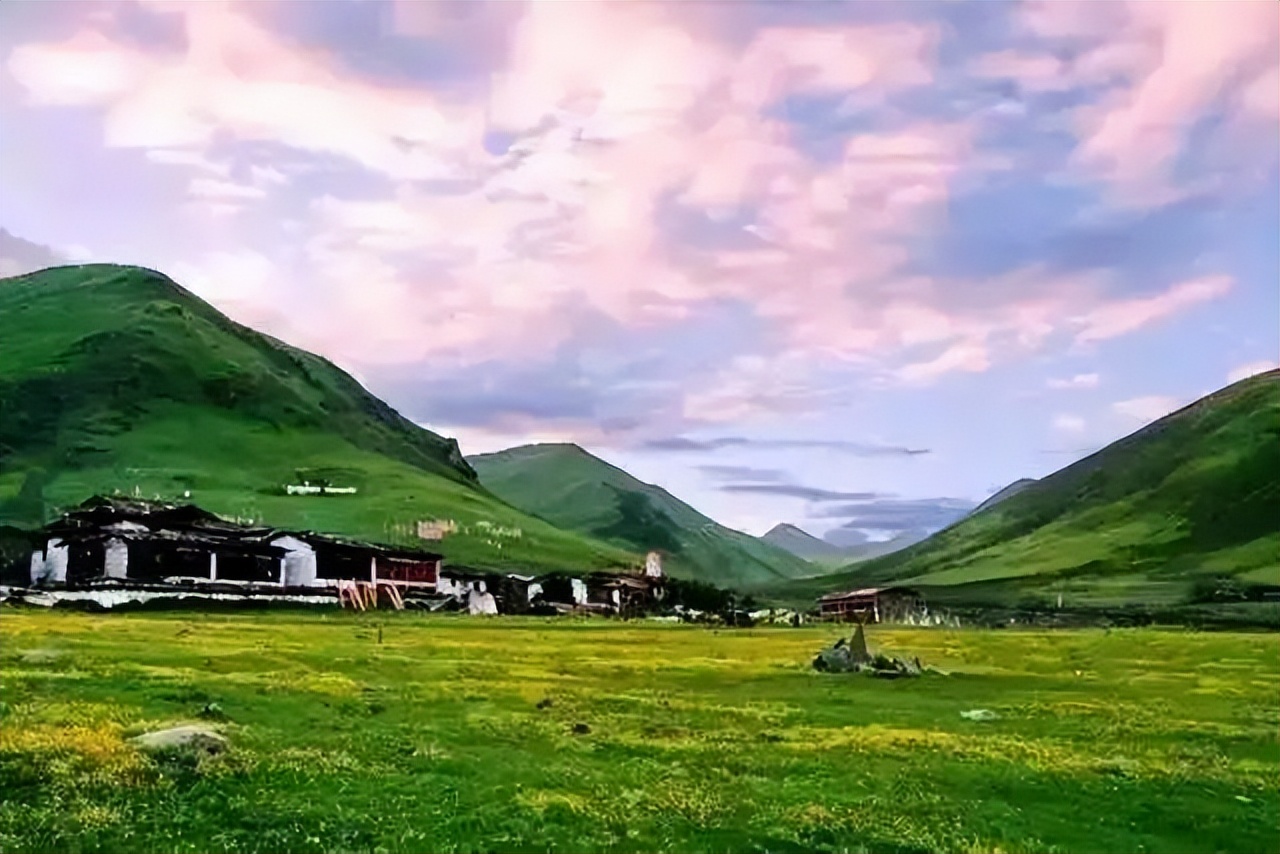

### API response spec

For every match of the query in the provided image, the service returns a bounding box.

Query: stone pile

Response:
[811,623,928,678]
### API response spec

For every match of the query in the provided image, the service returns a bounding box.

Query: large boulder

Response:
[130,725,227,756]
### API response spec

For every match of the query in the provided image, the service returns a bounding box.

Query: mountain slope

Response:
[0,265,637,573]
[793,371,1280,608]
[468,443,815,587]
[969,478,1038,516]
[762,523,850,563]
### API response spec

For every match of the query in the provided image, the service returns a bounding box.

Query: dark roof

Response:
[438,565,506,580]
[48,527,288,557]
[73,495,224,522]
[48,496,441,561]
[818,586,920,603]
[284,531,443,562]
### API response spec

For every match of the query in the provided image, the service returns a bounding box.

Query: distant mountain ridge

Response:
[468,443,814,587]
[763,523,929,566]
[761,523,849,562]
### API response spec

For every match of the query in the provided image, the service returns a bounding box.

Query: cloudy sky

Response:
[2,0,1277,539]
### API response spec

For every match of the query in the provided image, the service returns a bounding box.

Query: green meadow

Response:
[1,610,1277,854]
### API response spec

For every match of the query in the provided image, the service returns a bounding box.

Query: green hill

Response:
[781,371,1280,609]
[968,478,1038,516]
[468,443,815,587]
[0,264,637,573]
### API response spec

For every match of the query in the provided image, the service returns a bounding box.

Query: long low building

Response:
[27,496,443,592]
[817,586,925,624]
[20,496,666,616]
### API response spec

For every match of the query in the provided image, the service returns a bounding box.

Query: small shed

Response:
[817,587,924,624]
[584,571,665,614]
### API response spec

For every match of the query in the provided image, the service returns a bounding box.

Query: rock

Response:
[849,623,870,664]
[814,634,927,677]
[130,725,228,755]
[959,709,1000,722]
[813,645,856,673]
[536,697,554,710]
[18,649,63,664]
[868,667,908,679]
[571,722,591,735]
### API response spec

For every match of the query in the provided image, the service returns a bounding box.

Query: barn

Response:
[817,587,925,624]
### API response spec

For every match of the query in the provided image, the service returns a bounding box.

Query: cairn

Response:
[812,623,928,678]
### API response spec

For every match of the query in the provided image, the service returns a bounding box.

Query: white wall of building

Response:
[272,536,318,587]
[30,538,69,586]
[467,588,498,615]
[103,538,129,579]
[645,551,663,578]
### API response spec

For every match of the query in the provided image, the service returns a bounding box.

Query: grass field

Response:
[1,610,1277,854]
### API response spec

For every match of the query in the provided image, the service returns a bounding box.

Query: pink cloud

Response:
[1072,274,1233,344]
[969,50,1074,93]
[680,353,836,424]
[729,22,936,110]
[895,338,991,385]
[4,1,1263,434]
[984,0,1280,206]
[7,4,487,179]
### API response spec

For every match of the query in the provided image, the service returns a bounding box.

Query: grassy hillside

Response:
[0,265,637,573]
[784,371,1280,609]
[968,478,1038,516]
[468,444,814,587]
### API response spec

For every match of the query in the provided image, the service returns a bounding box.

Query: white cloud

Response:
[1226,360,1277,384]
[1052,413,1086,433]
[170,249,278,306]
[187,177,266,201]
[1111,395,1182,423]
[1047,372,1100,390]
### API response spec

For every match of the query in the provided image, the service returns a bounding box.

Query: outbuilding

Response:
[817,587,925,624]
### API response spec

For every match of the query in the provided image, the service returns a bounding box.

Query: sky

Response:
[1,0,1277,541]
